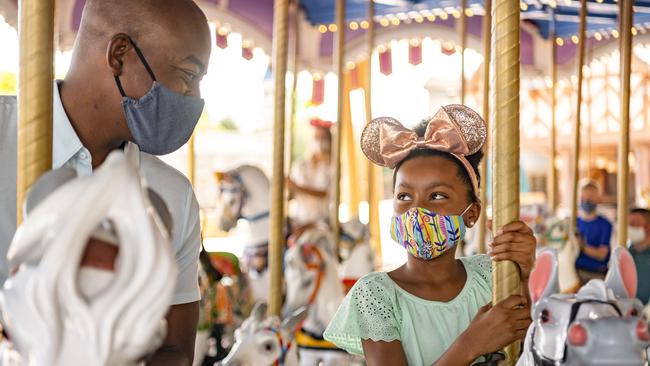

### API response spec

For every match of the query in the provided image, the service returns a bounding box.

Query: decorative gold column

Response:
[365,0,382,263]
[16,0,55,225]
[268,0,289,317]
[460,0,468,104]
[187,134,196,185]
[490,0,521,362]
[477,0,492,254]
[618,0,633,246]
[569,0,587,239]
[331,0,346,254]
[549,12,558,216]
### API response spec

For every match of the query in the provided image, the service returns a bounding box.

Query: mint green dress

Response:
[323,255,493,366]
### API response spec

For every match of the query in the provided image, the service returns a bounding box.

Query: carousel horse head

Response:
[518,247,649,366]
[217,302,308,366]
[214,165,270,235]
[283,224,343,333]
[339,218,374,292]
[0,151,177,366]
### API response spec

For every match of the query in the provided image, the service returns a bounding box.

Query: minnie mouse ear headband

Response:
[310,118,334,130]
[360,104,487,196]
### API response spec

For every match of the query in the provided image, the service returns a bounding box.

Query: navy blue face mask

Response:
[114,38,205,156]
[580,200,598,214]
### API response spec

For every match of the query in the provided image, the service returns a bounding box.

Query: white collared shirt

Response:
[0,82,201,304]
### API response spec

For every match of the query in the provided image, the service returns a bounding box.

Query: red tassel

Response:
[379,47,392,75]
[242,46,253,60]
[441,42,456,56]
[311,75,325,106]
[409,41,422,65]
[216,29,228,49]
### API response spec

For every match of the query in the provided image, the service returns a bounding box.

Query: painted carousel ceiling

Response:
[298,0,650,39]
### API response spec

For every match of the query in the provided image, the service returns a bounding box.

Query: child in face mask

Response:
[323,105,536,366]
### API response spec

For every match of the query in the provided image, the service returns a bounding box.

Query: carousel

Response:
[0,0,649,365]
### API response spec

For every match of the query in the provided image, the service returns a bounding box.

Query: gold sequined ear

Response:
[440,104,487,155]
[360,117,402,167]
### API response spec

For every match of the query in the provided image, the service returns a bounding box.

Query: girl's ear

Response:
[464,202,481,228]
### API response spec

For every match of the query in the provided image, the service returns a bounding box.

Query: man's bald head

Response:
[77,0,207,51]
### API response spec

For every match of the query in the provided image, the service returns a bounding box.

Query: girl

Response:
[323,105,536,365]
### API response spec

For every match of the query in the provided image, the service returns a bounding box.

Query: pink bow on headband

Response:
[360,105,486,195]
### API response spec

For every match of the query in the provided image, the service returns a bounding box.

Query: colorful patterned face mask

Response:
[390,206,471,260]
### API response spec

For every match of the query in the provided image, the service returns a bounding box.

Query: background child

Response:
[324,105,536,366]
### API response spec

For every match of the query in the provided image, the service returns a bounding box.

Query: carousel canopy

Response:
[298,0,650,39]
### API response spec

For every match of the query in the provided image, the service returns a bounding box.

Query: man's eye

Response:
[181,70,198,82]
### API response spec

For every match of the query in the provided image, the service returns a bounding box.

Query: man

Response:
[0,1,211,364]
[628,208,650,304]
[286,119,332,228]
[575,181,613,284]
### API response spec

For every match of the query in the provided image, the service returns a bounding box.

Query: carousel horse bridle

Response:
[218,171,270,223]
[265,326,294,366]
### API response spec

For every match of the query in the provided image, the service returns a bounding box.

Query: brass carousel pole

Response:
[549,11,558,215]
[331,0,346,254]
[269,0,290,317]
[460,0,468,104]
[187,135,196,185]
[366,0,382,262]
[477,0,492,254]
[491,0,521,362]
[618,0,633,246]
[285,1,300,223]
[569,0,587,240]
[16,0,55,225]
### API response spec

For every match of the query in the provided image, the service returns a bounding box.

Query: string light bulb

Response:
[612,29,619,38]
[360,20,369,29]
[427,14,436,21]
[390,17,400,26]
[556,37,564,46]
[328,24,338,32]
[571,35,579,44]
[349,21,359,30]
[632,27,638,36]
[520,2,529,11]
[594,32,602,41]
[318,25,328,33]
[380,18,390,27]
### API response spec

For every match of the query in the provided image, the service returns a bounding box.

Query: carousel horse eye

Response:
[263,341,275,353]
[540,309,551,323]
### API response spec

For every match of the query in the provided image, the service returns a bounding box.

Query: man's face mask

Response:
[390,205,472,260]
[114,38,205,155]
[580,200,598,214]
[628,226,647,245]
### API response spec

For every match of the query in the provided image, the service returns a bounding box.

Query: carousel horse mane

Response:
[516,247,649,365]
[0,152,177,366]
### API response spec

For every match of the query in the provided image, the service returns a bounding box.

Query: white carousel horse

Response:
[0,151,176,366]
[339,218,375,293]
[214,165,270,304]
[217,302,308,366]
[517,247,649,365]
[284,225,351,366]
[544,217,580,293]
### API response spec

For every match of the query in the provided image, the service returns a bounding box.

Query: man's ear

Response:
[106,33,133,76]
[464,202,481,228]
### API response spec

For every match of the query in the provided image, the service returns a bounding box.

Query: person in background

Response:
[575,181,613,284]
[628,208,650,304]
[286,119,332,228]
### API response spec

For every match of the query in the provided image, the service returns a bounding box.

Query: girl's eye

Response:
[396,193,412,201]
[430,193,446,200]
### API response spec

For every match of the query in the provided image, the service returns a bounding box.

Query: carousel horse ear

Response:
[23,167,77,217]
[280,306,309,333]
[529,248,560,305]
[605,247,637,299]
[251,302,268,322]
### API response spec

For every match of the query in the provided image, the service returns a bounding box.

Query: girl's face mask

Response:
[390,205,472,260]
